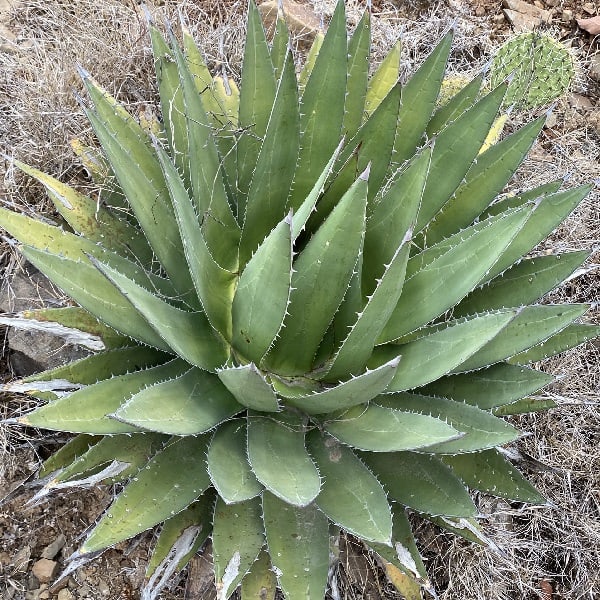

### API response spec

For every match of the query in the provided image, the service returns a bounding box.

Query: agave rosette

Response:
[1,2,598,598]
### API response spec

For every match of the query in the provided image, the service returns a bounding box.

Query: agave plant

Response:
[1,2,598,598]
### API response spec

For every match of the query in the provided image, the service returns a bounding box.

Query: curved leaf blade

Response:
[217,364,280,412]
[307,432,392,544]
[112,368,242,435]
[247,417,320,506]
[80,435,212,554]
[207,420,263,504]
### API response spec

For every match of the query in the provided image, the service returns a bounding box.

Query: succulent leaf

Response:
[247,417,320,506]
[262,493,330,600]
[213,495,265,599]
[363,452,477,518]
[307,432,393,543]
[80,435,212,554]
[207,420,263,503]
[112,368,243,434]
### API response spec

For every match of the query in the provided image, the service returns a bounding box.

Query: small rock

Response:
[503,0,551,19]
[57,589,74,600]
[533,0,543,8]
[582,3,595,14]
[544,110,558,129]
[503,9,541,29]
[38,592,50,600]
[561,9,573,22]
[475,6,485,16]
[545,0,559,6]
[40,535,66,560]
[97,578,111,596]
[31,558,58,584]
[493,13,506,23]
[569,93,593,109]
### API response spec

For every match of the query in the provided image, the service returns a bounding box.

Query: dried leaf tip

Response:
[360,163,372,181]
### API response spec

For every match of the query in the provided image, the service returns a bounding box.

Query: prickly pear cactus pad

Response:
[490,32,575,110]
[0,3,597,599]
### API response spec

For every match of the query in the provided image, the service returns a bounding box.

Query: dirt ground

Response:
[0,0,599,599]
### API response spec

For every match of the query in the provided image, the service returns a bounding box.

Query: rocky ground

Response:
[0,0,599,599]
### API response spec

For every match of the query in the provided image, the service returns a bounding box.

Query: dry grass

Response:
[0,0,598,599]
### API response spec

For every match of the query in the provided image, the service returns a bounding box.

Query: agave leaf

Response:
[455,304,589,372]
[442,449,546,503]
[233,216,293,365]
[20,247,169,351]
[270,13,289,79]
[112,368,243,434]
[182,28,231,132]
[91,258,229,370]
[288,0,347,212]
[391,31,452,165]
[145,495,214,582]
[363,146,432,292]
[17,306,129,350]
[455,251,589,318]
[482,185,592,281]
[70,138,127,211]
[370,504,429,582]
[0,206,176,299]
[418,362,554,410]
[314,82,401,224]
[217,364,280,412]
[14,160,153,264]
[80,435,211,554]
[81,75,193,294]
[213,496,265,599]
[376,393,519,453]
[426,73,484,136]
[18,359,188,434]
[262,492,330,600]
[493,397,557,416]
[207,420,263,504]
[247,416,320,506]
[415,82,507,233]
[425,515,496,549]
[237,0,277,208]
[292,141,344,242]
[150,27,190,190]
[152,139,237,339]
[326,404,461,452]
[364,40,400,115]
[240,549,277,600]
[38,434,101,478]
[298,32,324,88]
[23,346,167,386]
[423,117,545,246]
[167,33,240,270]
[280,357,400,415]
[52,433,167,486]
[265,169,368,375]
[363,452,477,518]
[343,11,371,138]
[507,323,600,365]
[239,52,299,267]
[307,431,392,544]
[383,206,531,341]
[324,235,405,378]
[377,310,517,392]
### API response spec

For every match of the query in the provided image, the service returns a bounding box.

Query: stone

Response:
[544,0,559,6]
[258,0,321,44]
[40,535,66,560]
[57,589,74,600]
[31,558,58,584]
[502,0,551,29]
[0,262,91,376]
[475,6,485,16]
[582,3,595,14]
[569,93,593,110]
[561,9,573,22]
